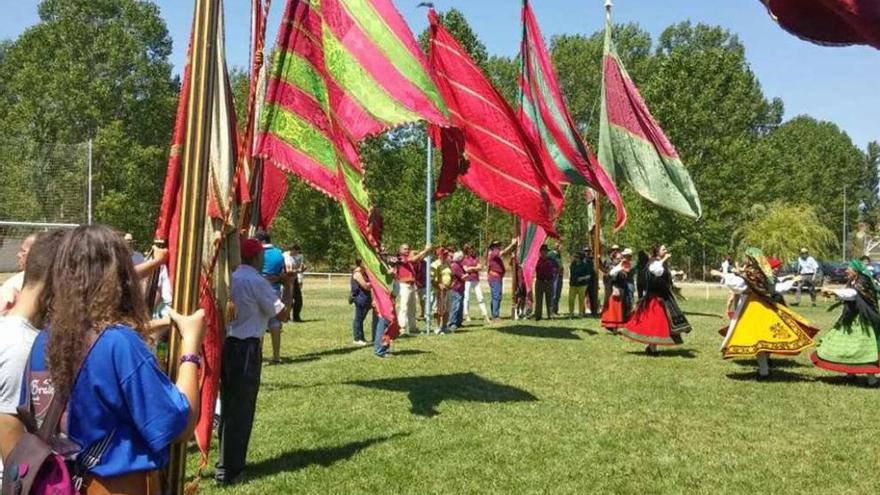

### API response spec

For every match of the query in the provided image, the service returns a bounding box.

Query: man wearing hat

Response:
[794,247,819,306]
[568,248,591,317]
[584,247,599,316]
[216,238,289,484]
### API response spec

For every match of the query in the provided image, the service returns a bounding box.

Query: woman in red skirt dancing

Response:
[619,245,692,355]
[601,249,633,331]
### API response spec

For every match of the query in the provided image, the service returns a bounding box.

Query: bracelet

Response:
[179,353,202,369]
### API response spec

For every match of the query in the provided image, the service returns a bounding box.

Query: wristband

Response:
[179,353,202,369]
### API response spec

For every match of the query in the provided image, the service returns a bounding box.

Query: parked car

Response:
[821,262,848,285]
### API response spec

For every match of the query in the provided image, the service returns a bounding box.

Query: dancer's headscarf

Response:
[848,259,880,308]
[742,247,777,303]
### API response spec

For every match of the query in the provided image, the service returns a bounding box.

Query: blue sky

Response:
[2,0,878,148]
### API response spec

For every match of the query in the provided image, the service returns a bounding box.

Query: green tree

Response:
[0,0,177,242]
[754,116,871,237]
[733,202,837,262]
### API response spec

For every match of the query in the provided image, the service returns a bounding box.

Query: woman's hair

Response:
[44,225,150,398]
[650,245,664,258]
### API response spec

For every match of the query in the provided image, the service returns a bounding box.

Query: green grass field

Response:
[189,282,878,494]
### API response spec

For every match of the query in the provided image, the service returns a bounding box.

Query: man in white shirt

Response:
[0,234,36,317]
[794,247,819,306]
[216,238,288,485]
[0,230,64,481]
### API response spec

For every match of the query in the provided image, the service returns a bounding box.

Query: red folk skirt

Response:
[601,294,626,329]
[619,296,685,346]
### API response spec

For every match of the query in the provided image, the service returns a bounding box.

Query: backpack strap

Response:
[36,393,67,442]
[31,331,101,442]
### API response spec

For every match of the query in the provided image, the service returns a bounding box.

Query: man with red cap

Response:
[215,238,289,484]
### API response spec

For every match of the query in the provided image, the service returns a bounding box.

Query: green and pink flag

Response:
[519,0,626,229]
[516,1,627,290]
[598,8,702,219]
[257,0,451,337]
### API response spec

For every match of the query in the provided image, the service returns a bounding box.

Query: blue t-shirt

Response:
[28,326,190,477]
[262,245,285,292]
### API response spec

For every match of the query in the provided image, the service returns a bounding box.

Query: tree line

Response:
[1,2,877,272]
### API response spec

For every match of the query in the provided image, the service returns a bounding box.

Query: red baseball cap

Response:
[241,238,263,261]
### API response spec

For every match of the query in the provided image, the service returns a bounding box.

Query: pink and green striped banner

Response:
[597,10,701,219]
[519,0,626,229]
[256,0,451,331]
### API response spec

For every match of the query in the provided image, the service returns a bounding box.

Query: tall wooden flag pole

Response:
[167,0,221,492]
[592,0,614,277]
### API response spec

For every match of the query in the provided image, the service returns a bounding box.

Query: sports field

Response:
[190,282,878,494]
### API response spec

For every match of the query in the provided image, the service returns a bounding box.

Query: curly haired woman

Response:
[32,225,205,494]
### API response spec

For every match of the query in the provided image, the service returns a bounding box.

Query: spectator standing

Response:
[568,250,590,317]
[534,245,557,321]
[414,258,427,321]
[461,243,490,323]
[217,238,288,484]
[431,248,452,333]
[585,248,599,316]
[486,238,518,321]
[721,254,733,274]
[549,241,564,316]
[0,234,36,316]
[256,230,290,364]
[350,258,373,346]
[395,243,431,334]
[125,233,146,266]
[0,230,63,483]
[448,251,466,331]
[26,225,205,492]
[283,244,307,322]
[794,247,819,307]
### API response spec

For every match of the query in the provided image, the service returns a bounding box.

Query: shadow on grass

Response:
[726,369,812,383]
[392,349,430,357]
[260,381,312,392]
[730,358,808,369]
[247,433,409,480]
[348,372,538,417]
[498,325,582,340]
[626,348,699,359]
[684,311,725,319]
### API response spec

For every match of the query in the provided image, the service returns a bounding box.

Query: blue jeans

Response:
[448,291,463,330]
[352,298,371,342]
[373,317,390,357]
[489,280,503,318]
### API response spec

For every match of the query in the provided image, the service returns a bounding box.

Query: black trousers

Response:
[292,280,303,321]
[586,278,599,315]
[534,279,554,320]
[216,337,262,481]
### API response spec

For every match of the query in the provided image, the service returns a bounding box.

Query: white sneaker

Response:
[353,340,368,347]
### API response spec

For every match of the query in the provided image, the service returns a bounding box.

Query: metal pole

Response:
[425,133,433,336]
[843,185,847,261]
[87,138,93,225]
[166,0,222,492]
